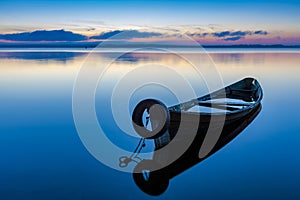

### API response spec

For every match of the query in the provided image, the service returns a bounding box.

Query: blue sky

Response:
[0,0,299,44]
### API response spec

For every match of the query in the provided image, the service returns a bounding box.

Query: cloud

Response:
[230,31,251,37]
[0,28,271,44]
[90,30,163,40]
[59,23,97,32]
[212,30,253,38]
[0,29,164,42]
[224,36,243,41]
[0,29,87,41]
[212,31,231,38]
[254,30,268,35]
[187,32,209,38]
[90,30,123,39]
[209,30,269,41]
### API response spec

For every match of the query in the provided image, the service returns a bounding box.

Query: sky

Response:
[0,0,299,45]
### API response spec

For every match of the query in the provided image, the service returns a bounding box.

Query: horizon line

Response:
[0,44,299,48]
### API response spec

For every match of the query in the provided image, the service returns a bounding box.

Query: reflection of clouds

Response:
[209,53,269,68]
[0,51,197,67]
[210,52,300,85]
[108,52,208,68]
[115,53,150,63]
[209,53,286,65]
[95,52,188,65]
[210,53,244,63]
[0,52,87,62]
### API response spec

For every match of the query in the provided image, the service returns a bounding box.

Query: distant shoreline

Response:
[0,43,299,49]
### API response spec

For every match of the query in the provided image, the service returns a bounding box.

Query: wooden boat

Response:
[128,77,263,195]
[132,77,263,141]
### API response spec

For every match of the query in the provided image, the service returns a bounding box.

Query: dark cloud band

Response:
[0,29,268,43]
[0,30,87,41]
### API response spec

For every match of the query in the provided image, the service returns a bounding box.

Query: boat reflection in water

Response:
[127,78,263,196]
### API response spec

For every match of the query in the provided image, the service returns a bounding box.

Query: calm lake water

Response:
[0,48,299,199]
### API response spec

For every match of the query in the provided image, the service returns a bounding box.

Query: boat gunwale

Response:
[167,77,263,117]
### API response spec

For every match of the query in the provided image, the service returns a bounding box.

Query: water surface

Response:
[0,49,299,199]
